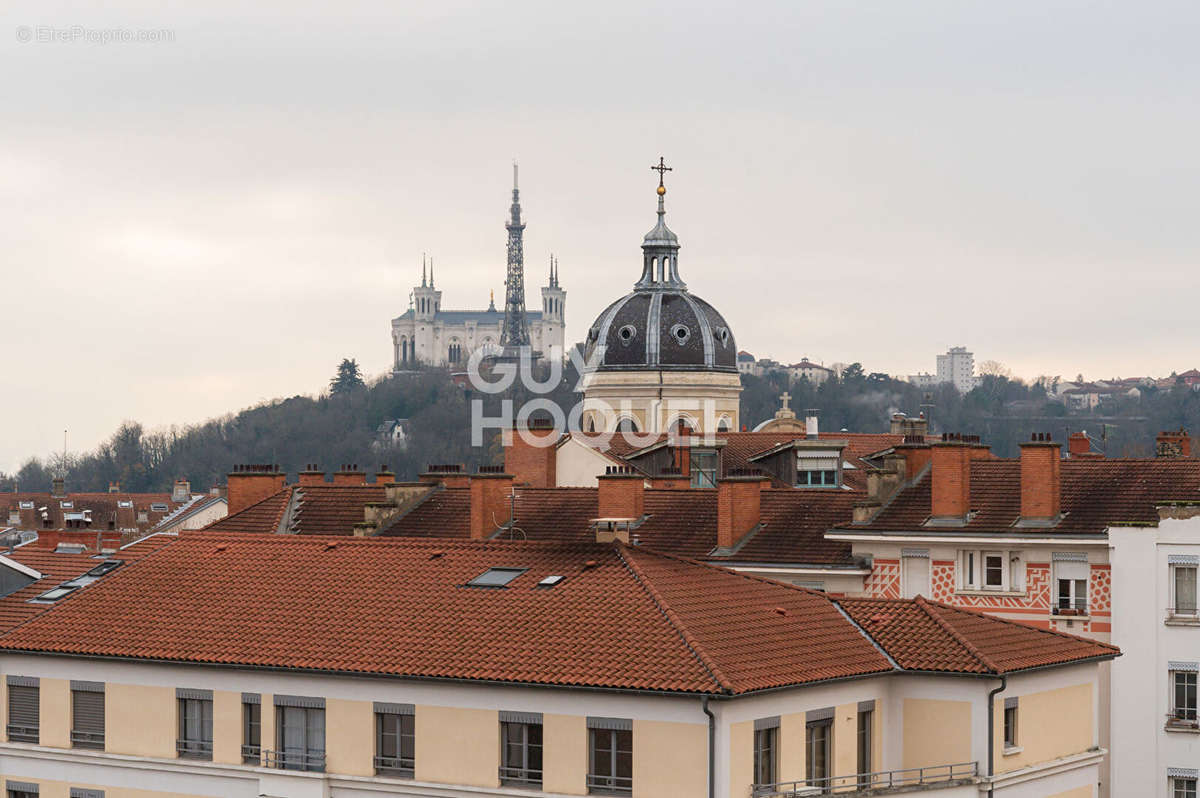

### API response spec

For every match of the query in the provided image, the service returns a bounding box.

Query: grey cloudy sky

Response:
[2,0,1199,470]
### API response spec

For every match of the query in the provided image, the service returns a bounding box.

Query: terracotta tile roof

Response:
[201,485,387,536]
[287,485,387,535]
[841,458,1200,534]
[838,595,1119,674]
[201,488,290,534]
[0,536,1114,692]
[0,537,173,634]
[379,486,860,567]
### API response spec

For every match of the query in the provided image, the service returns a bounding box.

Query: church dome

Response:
[583,169,737,373]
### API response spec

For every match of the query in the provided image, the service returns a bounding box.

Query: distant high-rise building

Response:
[909,346,980,393]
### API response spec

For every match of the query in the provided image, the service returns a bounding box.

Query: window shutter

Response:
[8,685,39,734]
[73,690,105,734]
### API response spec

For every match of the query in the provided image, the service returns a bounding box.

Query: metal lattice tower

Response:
[500,162,531,347]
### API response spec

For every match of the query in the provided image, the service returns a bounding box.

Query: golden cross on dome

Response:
[651,156,672,193]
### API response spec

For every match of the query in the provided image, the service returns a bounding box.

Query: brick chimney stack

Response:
[716,469,768,552]
[332,465,366,486]
[1157,429,1193,458]
[419,464,471,489]
[1020,433,1062,524]
[1067,432,1095,458]
[374,465,396,484]
[298,464,326,486]
[469,467,514,540]
[598,466,646,520]
[226,464,286,516]
[504,418,559,488]
[930,435,976,522]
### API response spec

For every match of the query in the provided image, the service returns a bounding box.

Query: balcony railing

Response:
[375,754,415,777]
[70,730,105,750]
[263,748,326,772]
[586,773,633,794]
[753,761,978,796]
[1166,712,1200,731]
[6,724,38,743]
[241,743,261,765]
[500,765,543,787]
[1052,598,1088,616]
[176,739,213,759]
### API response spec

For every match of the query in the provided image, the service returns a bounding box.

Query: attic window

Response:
[117,500,133,509]
[18,502,33,510]
[85,560,122,578]
[466,568,526,588]
[538,575,565,588]
[60,501,74,509]
[33,585,77,602]
[150,503,168,512]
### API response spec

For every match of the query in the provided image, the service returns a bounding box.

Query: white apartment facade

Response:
[1110,507,1200,798]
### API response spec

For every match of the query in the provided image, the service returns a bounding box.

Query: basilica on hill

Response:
[390,166,567,371]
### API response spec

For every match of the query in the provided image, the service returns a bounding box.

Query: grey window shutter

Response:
[74,690,105,734]
[8,685,39,733]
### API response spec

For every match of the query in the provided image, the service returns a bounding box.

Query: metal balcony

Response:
[753,761,979,796]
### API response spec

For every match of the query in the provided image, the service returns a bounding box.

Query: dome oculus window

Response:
[670,324,690,344]
[617,324,637,345]
[716,327,730,347]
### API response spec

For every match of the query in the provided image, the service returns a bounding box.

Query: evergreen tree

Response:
[330,359,366,396]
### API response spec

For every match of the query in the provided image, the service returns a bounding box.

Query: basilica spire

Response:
[636,157,685,291]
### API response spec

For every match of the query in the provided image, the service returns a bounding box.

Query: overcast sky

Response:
[2,0,1198,470]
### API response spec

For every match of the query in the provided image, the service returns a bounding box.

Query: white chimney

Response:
[806,415,819,440]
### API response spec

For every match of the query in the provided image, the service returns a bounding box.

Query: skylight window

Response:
[466,567,526,588]
[60,501,74,509]
[537,575,565,588]
[34,585,77,602]
[85,560,122,578]
[150,503,168,512]
[117,500,133,509]
[18,501,33,510]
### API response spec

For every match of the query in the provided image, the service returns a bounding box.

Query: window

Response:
[1052,555,1089,614]
[752,719,778,792]
[798,469,838,487]
[70,682,104,750]
[796,453,841,488]
[500,713,543,787]
[1003,698,1019,749]
[374,704,414,777]
[690,449,718,489]
[176,690,213,759]
[1174,777,1198,798]
[242,695,261,764]
[857,705,873,783]
[273,698,325,772]
[587,718,632,794]
[1174,563,1198,616]
[1172,670,1198,725]
[984,553,1004,588]
[466,568,526,588]
[959,550,1023,592]
[7,781,39,798]
[806,711,833,791]
[7,677,39,744]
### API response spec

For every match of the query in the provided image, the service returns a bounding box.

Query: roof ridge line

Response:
[912,595,999,673]
[925,597,1121,653]
[614,545,732,694]
[375,483,447,535]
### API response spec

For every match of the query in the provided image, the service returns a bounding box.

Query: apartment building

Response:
[833,430,1200,797]
[0,534,1114,798]
[1110,506,1200,796]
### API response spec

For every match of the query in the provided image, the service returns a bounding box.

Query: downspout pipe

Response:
[702,696,716,798]
[986,675,1007,798]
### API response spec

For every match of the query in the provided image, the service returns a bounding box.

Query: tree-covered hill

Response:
[5,361,1199,493]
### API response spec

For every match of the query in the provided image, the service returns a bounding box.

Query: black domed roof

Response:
[584,180,737,373]
[585,289,737,372]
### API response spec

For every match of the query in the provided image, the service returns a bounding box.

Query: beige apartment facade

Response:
[0,654,1104,798]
